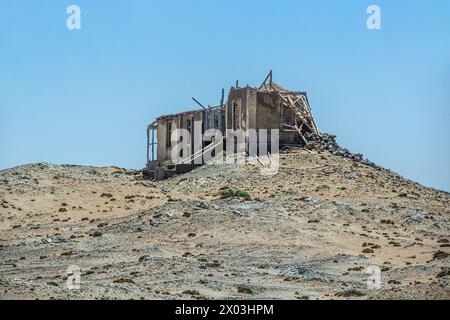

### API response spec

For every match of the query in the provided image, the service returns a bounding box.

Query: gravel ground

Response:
[0,148,449,300]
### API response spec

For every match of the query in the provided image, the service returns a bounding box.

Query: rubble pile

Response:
[305,133,377,167]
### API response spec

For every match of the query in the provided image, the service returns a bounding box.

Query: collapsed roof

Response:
[258,72,319,137]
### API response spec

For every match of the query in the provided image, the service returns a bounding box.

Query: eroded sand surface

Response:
[0,150,449,299]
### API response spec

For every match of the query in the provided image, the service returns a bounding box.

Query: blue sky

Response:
[0,0,449,191]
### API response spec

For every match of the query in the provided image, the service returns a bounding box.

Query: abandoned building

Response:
[145,72,319,179]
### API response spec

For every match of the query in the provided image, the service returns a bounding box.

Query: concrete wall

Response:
[256,92,281,130]
[155,87,298,163]
[156,117,177,162]
[225,87,257,153]
[226,87,257,131]
[255,91,297,145]
[156,110,205,162]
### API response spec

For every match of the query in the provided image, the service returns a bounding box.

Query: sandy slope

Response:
[0,150,449,300]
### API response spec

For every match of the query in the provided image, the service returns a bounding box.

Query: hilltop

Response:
[0,144,449,299]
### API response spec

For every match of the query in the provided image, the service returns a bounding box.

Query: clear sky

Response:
[1,0,449,191]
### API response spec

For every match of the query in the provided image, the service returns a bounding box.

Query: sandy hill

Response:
[0,140,449,300]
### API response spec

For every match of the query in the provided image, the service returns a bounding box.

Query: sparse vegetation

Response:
[219,186,251,200]
[219,186,235,199]
[1,149,448,300]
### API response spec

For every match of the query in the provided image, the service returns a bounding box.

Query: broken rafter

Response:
[192,97,207,110]
[280,101,315,133]
[258,70,273,91]
[270,83,319,135]
[282,123,308,144]
[299,95,319,134]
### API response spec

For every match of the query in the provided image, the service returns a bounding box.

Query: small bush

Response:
[219,187,235,199]
[219,187,251,200]
[235,189,251,200]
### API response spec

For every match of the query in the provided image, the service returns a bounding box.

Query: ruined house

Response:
[145,72,319,179]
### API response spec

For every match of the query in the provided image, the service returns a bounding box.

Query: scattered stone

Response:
[41,237,52,244]
[303,197,320,205]
[40,235,70,244]
[83,169,100,175]
[406,210,423,223]
[432,250,448,260]
[344,172,359,180]
[348,266,364,272]
[388,241,401,247]
[399,193,419,200]
[138,255,151,262]
[236,286,253,294]
[436,267,450,278]
[335,289,365,297]
[113,277,135,284]
[205,261,221,268]
[47,281,59,287]
[195,201,209,209]
[362,242,375,247]
[232,209,246,216]
[88,230,102,237]
[182,290,200,296]
[100,193,113,198]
